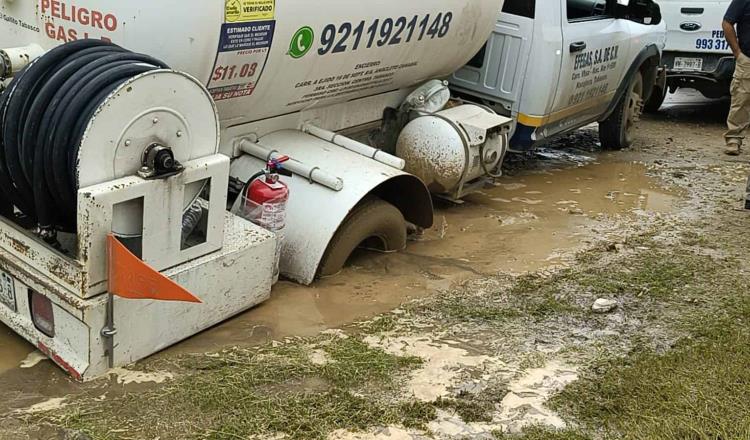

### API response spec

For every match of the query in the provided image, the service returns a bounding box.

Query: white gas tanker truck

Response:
[0,0,512,379]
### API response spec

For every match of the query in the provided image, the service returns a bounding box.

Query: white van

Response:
[452,0,667,150]
[646,0,734,110]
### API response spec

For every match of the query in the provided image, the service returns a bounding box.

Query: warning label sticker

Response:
[207,20,275,101]
[225,0,275,22]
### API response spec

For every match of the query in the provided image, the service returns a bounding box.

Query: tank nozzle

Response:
[0,50,10,80]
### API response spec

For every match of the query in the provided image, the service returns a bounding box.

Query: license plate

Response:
[0,269,16,312]
[673,57,704,71]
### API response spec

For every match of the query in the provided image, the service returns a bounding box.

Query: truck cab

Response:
[646,0,733,111]
[451,0,666,150]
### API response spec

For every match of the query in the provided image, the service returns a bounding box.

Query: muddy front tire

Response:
[317,197,407,278]
[599,71,644,150]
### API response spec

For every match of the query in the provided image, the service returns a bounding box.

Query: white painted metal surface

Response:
[78,70,219,236]
[302,123,406,171]
[112,213,275,371]
[0,156,275,380]
[79,155,230,297]
[238,140,344,192]
[230,130,431,285]
[658,0,731,55]
[0,43,44,77]
[0,156,229,301]
[0,0,503,128]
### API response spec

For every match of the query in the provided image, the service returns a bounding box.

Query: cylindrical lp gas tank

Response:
[0,0,503,125]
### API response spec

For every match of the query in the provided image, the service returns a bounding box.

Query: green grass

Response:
[55,336,429,440]
[577,251,715,299]
[420,229,723,330]
[414,223,750,440]
[544,227,750,440]
[42,213,750,440]
[420,278,578,324]
[512,246,720,301]
[360,315,399,334]
[493,426,590,440]
[552,304,750,439]
[433,387,508,424]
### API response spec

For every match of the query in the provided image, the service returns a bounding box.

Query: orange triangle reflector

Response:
[107,234,202,303]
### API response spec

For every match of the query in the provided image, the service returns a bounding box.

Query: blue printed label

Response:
[208,20,275,101]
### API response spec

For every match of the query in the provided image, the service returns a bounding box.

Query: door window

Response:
[502,0,535,19]
[567,0,612,22]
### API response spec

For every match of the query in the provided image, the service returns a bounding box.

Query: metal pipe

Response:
[0,44,45,78]
[302,123,406,170]
[238,138,344,192]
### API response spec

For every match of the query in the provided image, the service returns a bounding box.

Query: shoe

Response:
[725,143,741,156]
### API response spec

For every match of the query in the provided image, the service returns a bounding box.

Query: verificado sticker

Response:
[225,0,275,23]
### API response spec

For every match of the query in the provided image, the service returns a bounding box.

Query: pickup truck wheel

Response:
[644,84,666,113]
[318,197,407,278]
[599,71,644,150]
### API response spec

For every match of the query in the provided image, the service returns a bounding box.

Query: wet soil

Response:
[144,155,678,357]
[0,89,726,424]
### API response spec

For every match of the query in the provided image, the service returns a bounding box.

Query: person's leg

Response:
[725,55,750,155]
[745,175,750,210]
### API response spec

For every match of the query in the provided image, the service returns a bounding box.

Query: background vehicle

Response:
[451,0,666,150]
[646,0,733,111]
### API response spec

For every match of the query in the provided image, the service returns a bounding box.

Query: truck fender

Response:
[600,44,661,122]
[229,129,433,285]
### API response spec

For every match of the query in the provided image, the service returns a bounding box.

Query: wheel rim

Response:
[624,74,644,145]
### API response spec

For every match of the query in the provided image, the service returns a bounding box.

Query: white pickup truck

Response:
[451,0,667,150]
[645,0,733,111]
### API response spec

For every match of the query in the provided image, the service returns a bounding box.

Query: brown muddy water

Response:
[0,152,679,406]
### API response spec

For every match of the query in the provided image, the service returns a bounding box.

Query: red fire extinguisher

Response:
[240,156,292,232]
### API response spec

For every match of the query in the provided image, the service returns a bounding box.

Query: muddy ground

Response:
[1,90,749,439]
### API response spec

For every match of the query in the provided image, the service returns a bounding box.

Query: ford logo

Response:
[680,22,702,32]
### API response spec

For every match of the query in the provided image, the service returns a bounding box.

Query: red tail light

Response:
[30,290,55,337]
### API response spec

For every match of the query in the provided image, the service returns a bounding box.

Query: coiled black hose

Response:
[0,40,169,234]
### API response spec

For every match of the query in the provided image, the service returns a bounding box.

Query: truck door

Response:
[548,0,632,133]
[450,0,536,116]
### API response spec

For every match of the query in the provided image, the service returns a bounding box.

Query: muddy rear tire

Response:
[599,71,644,150]
[318,197,407,278]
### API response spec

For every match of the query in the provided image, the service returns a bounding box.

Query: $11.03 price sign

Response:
[208,21,275,101]
[212,62,259,82]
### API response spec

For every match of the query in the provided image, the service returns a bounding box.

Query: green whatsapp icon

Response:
[289,26,314,59]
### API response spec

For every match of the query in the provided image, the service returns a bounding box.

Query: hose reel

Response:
[0,40,219,240]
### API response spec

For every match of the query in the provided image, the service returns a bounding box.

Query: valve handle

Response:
[267,155,292,177]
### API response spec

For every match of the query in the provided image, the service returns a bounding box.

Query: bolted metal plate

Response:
[76,70,219,236]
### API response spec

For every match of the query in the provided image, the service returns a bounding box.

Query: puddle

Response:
[169,158,677,353]
[364,335,492,402]
[17,397,69,414]
[0,322,34,375]
[109,368,174,385]
[497,362,579,433]
[0,156,679,408]
[20,351,48,369]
